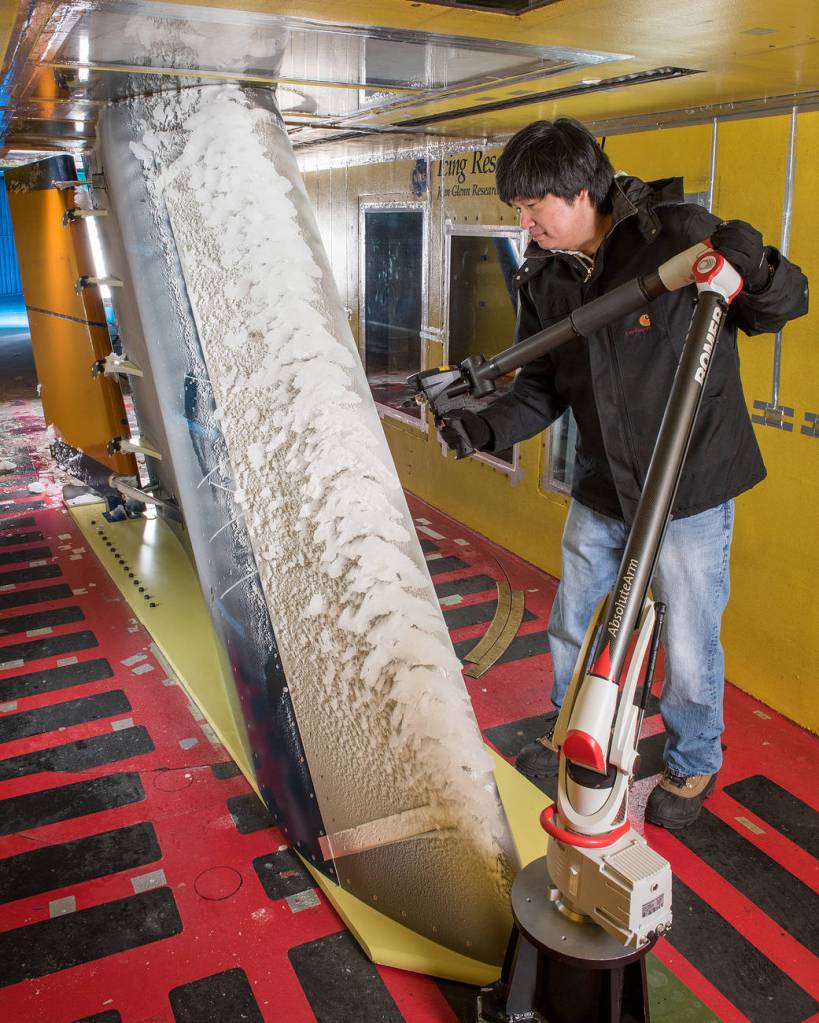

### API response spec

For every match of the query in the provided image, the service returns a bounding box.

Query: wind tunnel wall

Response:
[94,83,518,973]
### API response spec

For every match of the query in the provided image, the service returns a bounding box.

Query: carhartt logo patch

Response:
[625,312,652,337]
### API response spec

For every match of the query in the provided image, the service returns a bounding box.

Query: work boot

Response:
[515,714,559,780]
[645,769,717,829]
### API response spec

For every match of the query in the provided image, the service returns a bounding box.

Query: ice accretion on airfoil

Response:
[127,84,513,876]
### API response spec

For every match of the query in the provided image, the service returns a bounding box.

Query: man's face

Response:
[513,189,597,252]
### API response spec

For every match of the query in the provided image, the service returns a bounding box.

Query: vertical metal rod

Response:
[636,602,666,739]
[592,292,729,683]
[771,106,798,408]
[706,117,718,214]
[780,107,798,256]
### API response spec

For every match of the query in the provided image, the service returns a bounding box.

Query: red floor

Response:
[0,396,816,1023]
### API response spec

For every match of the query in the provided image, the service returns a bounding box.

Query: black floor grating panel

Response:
[70,1012,123,1023]
[0,562,61,586]
[453,628,548,666]
[0,628,98,666]
[443,598,536,631]
[0,887,183,987]
[484,711,559,759]
[0,725,155,780]
[0,689,131,743]
[0,821,161,903]
[0,773,146,836]
[288,931,404,1022]
[434,574,497,600]
[427,556,469,576]
[169,968,264,1023]
[723,775,819,858]
[666,877,818,1022]
[676,808,819,951]
[0,603,84,638]
[635,731,667,779]
[0,583,73,612]
[0,515,36,531]
[227,792,275,834]
[0,489,41,500]
[633,732,670,777]
[0,530,43,547]
[435,978,479,1023]
[252,849,313,901]
[0,500,46,515]
[0,545,50,566]
[0,657,113,702]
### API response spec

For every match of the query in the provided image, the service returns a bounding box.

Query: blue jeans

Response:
[548,499,734,777]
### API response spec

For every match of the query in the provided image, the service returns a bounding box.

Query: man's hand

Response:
[438,409,492,459]
[710,220,771,292]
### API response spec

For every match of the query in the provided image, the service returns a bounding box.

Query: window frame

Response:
[541,408,577,496]
[357,36,433,111]
[443,221,526,474]
[359,198,430,431]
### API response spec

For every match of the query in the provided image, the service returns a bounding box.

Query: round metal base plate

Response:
[511,856,656,968]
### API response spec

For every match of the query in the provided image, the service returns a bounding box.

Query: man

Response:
[440,118,808,829]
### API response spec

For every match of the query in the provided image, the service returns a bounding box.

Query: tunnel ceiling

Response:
[1,0,818,158]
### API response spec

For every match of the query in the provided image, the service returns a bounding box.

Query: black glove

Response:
[710,220,771,292]
[438,409,492,459]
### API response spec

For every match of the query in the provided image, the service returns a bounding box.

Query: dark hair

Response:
[496,118,614,212]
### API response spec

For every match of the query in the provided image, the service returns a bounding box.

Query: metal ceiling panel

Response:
[2,1,819,169]
[35,0,621,86]
[2,0,628,151]
[420,0,558,12]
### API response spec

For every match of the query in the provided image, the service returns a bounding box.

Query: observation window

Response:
[446,227,524,468]
[362,205,426,421]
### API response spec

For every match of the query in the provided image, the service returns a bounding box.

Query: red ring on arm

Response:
[540,805,631,849]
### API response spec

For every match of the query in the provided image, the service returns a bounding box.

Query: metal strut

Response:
[63,207,109,226]
[75,274,122,294]
[92,353,143,379]
[108,435,162,461]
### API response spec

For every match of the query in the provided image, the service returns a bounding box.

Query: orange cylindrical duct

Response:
[6,156,136,475]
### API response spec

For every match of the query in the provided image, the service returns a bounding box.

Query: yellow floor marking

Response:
[463,580,511,664]
[466,589,526,679]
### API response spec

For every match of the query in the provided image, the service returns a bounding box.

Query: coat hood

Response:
[614,174,685,210]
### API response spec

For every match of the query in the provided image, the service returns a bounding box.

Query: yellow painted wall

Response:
[301,112,818,734]
[605,115,817,734]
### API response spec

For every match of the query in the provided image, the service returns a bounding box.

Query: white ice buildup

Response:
[127,84,516,956]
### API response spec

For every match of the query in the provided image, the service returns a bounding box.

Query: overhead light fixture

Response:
[399,67,701,128]
[78,34,90,83]
[85,217,111,298]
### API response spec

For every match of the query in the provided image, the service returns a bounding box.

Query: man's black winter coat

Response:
[480,175,809,523]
